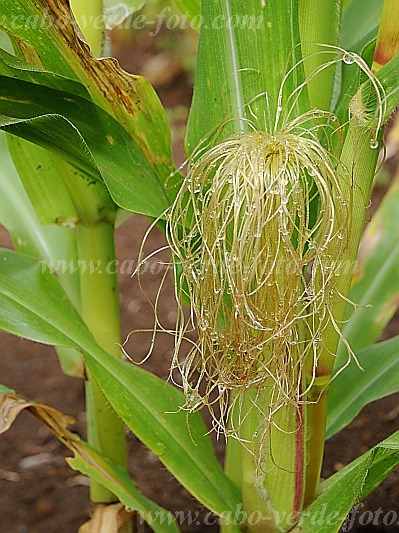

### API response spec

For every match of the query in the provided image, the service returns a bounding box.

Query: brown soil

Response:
[1,24,399,533]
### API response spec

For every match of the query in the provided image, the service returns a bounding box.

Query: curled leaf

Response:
[103,1,146,31]
[79,503,130,533]
[0,390,179,533]
[0,392,74,436]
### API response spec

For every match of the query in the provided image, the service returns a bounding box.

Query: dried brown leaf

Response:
[79,503,131,533]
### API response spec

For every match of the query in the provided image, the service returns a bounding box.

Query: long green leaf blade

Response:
[172,0,200,20]
[340,0,384,50]
[0,248,242,519]
[296,431,399,532]
[327,336,399,438]
[85,352,242,520]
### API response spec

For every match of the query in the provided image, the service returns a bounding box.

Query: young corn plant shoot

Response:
[0,0,399,532]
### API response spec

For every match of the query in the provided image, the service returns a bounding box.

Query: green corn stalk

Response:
[6,0,129,509]
[68,0,128,507]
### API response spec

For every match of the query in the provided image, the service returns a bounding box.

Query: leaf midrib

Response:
[222,0,246,132]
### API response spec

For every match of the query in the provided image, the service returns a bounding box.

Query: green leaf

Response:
[295,430,399,532]
[172,0,200,20]
[0,47,91,98]
[0,384,14,394]
[68,450,180,533]
[85,352,242,521]
[7,136,78,226]
[295,456,370,532]
[327,336,399,439]
[0,132,80,301]
[7,135,117,226]
[0,248,242,519]
[0,49,117,225]
[0,0,176,202]
[340,0,384,50]
[0,72,169,217]
[186,0,306,153]
[0,131,84,376]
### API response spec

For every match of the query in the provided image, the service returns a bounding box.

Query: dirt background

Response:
[1,17,399,533]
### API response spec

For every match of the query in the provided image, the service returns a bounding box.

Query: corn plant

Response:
[1,0,399,531]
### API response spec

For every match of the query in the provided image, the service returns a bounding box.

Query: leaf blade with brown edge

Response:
[0,0,177,203]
